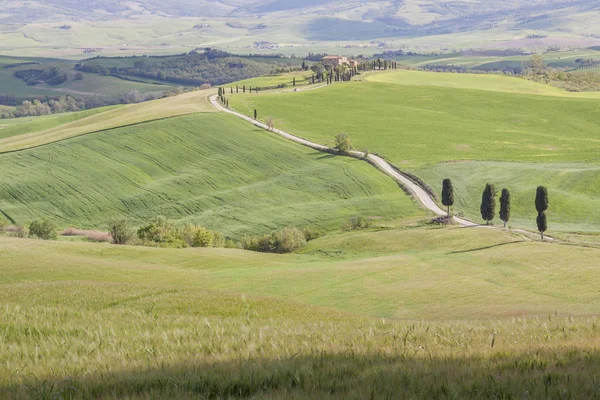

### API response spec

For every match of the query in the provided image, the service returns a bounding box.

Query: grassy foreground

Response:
[2,227,600,398]
[0,112,419,236]
[229,71,600,233]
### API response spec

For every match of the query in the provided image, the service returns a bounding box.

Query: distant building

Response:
[322,55,358,68]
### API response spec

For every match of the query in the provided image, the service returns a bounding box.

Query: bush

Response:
[108,220,133,245]
[0,217,7,233]
[192,227,214,248]
[335,133,353,154]
[342,216,373,231]
[9,224,28,238]
[28,219,58,240]
[241,226,307,253]
[137,216,186,248]
[302,226,325,241]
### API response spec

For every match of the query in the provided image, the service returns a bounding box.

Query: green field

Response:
[229,70,600,232]
[0,112,420,236]
[2,226,600,398]
[0,58,168,99]
[0,89,215,152]
[231,71,315,88]
[0,106,119,140]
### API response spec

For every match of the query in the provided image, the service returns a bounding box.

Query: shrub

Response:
[107,220,133,244]
[241,226,307,253]
[342,216,373,231]
[335,133,353,154]
[213,231,226,248]
[0,217,7,233]
[29,219,58,240]
[9,224,27,238]
[269,226,307,253]
[302,226,325,241]
[192,227,214,248]
[137,216,185,248]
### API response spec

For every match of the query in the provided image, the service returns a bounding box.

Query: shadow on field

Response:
[447,240,526,255]
[4,350,600,399]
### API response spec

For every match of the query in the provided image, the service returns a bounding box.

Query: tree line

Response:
[442,179,549,239]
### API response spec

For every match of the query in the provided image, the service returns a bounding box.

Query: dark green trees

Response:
[441,179,454,217]
[535,186,549,240]
[537,213,548,240]
[499,189,511,228]
[293,77,296,87]
[254,109,257,120]
[480,183,496,224]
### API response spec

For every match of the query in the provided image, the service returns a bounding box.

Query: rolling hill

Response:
[2,225,600,398]
[2,0,600,57]
[0,110,420,236]
[229,70,600,233]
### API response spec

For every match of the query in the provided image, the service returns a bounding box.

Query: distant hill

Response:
[1,0,600,53]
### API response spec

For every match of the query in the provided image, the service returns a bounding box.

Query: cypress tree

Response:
[480,183,496,224]
[537,212,548,240]
[254,109,257,120]
[499,188,511,228]
[535,186,549,214]
[441,179,454,217]
[236,85,239,93]
[293,77,296,87]
[230,87,233,94]
[243,85,246,93]
[535,186,549,240]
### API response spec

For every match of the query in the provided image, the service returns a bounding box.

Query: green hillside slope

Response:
[229,71,600,232]
[0,113,420,236]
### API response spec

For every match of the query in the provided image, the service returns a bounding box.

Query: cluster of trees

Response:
[77,49,293,87]
[5,96,85,118]
[14,67,69,86]
[241,226,323,253]
[359,59,399,71]
[442,179,549,239]
[1,88,184,119]
[0,218,57,240]
[107,216,235,249]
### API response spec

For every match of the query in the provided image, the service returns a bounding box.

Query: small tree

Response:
[537,212,548,240]
[266,117,275,130]
[335,133,353,154]
[441,179,454,217]
[29,219,57,240]
[499,188,511,228]
[254,109,257,120]
[293,77,296,87]
[243,85,246,93]
[535,186,549,214]
[480,183,496,225]
[108,219,133,245]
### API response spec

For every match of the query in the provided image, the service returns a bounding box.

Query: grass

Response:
[0,112,420,236]
[0,89,216,152]
[230,71,315,89]
[229,70,600,233]
[0,106,119,140]
[0,60,168,99]
[1,227,600,398]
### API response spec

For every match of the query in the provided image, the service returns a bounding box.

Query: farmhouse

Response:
[322,55,358,67]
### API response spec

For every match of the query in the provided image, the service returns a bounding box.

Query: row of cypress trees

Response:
[441,179,549,240]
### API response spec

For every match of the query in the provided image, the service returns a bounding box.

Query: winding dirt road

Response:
[209,93,476,227]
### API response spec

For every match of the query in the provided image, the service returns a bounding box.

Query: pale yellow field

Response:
[0,89,217,153]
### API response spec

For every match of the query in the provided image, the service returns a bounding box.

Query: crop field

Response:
[2,226,600,398]
[229,70,600,233]
[0,59,168,99]
[0,89,216,152]
[0,112,420,236]
[230,71,315,89]
[0,106,119,141]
